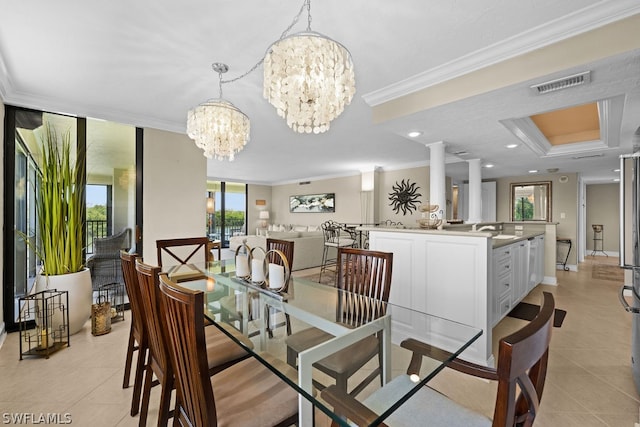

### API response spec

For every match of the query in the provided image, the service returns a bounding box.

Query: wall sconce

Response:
[361,168,375,191]
[259,211,270,228]
[206,197,215,213]
[255,199,266,206]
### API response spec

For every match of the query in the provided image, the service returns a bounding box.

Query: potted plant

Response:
[32,123,92,335]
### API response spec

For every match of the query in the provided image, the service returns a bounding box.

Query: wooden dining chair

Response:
[119,251,147,417]
[219,238,295,337]
[157,273,299,427]
[322,292,556,427]
[156,237,212,281]
[135,260,254,426]
[286,247,393,396]
[265,238,294,336]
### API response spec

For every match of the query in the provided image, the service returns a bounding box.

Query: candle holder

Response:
[19,289,70,359]
[264,249,291,293]
[234,241,252,280]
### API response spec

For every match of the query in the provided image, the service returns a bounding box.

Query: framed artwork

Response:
[290,193,335,213]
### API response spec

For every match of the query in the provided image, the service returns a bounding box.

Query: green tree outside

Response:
[514,197,534,220]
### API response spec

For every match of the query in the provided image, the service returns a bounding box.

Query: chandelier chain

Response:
[220,0,310,84]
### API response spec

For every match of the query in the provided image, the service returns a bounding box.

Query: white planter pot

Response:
[36,268,93,335]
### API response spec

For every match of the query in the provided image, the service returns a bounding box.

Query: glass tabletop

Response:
[170,260,482,426]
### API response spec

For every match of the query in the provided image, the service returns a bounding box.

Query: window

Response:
[510,181,552,221]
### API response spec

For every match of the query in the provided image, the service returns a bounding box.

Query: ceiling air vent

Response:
[571,153,604,160]
[530,71,591,95]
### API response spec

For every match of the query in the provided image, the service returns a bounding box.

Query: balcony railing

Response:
[207,217,245,245]
[86,219,108,254]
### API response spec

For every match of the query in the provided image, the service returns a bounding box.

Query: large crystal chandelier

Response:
[187,63,250,161]
[263,0,355,134]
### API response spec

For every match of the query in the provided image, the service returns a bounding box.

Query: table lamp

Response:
[259,210,270,228]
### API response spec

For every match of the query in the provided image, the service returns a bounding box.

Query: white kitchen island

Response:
[366,225,548,367]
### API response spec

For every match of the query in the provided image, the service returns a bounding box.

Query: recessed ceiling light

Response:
[484,164,494,168]
[614,168,620,172]
[407,131,422,138]
[505,144,518,149]
[614,178,621,182]
[529,169,538,173]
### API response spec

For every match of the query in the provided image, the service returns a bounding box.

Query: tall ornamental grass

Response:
[36,124,85,275]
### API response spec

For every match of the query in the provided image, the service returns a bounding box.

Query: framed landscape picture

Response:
[290,193,335,213]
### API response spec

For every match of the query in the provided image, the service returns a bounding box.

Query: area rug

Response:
[296,272,336,287]
[592,263,625,282]
[507,302,566,328]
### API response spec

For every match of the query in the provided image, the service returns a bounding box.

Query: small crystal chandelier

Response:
[263,0,356,134]
[187,63,250,161]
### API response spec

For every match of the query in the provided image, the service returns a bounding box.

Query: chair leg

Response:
[157,374,174,427]
[130,345,147,416]
[285,313,292,336]
[122,324,136,388]
[286,346,297,368]
[139,364,153,426]
[319,245,329,283]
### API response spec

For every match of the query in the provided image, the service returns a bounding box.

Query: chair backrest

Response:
[120,251,145,336]
[156,237,210,268]
[493,291,555,427]
[157,274,217,426]
[321,220,344,244]
[135,260,170,376]
[96,228,131,255]
[266,238,294,291]
[335,247,393,327]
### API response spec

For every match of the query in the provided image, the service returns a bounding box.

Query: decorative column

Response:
[467,159,482,223]
[427,142,446,219]
[360,167,377,224]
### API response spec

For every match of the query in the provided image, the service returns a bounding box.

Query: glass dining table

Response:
[169,260,482,426]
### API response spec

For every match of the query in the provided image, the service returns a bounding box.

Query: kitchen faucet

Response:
[472,224,496,232]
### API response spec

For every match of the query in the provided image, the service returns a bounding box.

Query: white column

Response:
[427,142,446,219]
[467,159,482,223]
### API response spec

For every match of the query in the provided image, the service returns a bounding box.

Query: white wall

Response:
[586,183,619,253]
[142,128,206,263]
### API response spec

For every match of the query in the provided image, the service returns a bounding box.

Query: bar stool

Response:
[319,220,357,283]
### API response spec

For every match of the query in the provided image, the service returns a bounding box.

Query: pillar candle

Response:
[268,263,285,289]
[252,259,265,282]
[235,254,250,277]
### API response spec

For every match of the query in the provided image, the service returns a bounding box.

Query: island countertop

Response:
[359,226,544,248]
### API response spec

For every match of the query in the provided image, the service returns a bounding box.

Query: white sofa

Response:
[229,229,332,271]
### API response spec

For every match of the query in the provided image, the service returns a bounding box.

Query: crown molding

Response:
[362,1,640,107]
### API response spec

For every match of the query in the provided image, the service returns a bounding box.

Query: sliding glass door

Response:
[3,107,141,332]
[206,181,247,247]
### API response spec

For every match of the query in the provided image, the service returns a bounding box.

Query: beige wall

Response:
[268,166,433,228]
[142,128,206,263]
[271,174,362,226]
[586,183,619,253]
[496,173,578,267]
[378,166,430,226]
[247,184,272,233]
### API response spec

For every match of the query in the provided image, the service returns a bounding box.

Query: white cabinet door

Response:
[513,240,530,303]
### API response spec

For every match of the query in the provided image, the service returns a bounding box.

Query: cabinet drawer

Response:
[497,294,512,320]
[496,273,512,298]
[495,256,512,276]
[494,246,513,261]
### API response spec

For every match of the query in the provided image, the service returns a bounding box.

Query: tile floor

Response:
[0,255,638,426]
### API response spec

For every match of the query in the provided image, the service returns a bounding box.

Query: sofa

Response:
[229,226,333,271]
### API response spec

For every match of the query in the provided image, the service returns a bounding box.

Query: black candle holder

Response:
[19,289,70,359]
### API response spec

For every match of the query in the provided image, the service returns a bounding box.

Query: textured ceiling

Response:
[1,1,639,185]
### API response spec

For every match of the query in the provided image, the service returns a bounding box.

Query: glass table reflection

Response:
[169,260,482,426]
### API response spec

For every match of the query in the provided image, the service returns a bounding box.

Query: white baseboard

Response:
[542,276,557,286]
[588,251,619,257]
[557,264,578,272]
